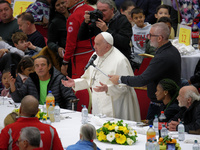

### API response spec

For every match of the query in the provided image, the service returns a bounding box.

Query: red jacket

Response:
[0,117,63,150]
[63,1,94,62]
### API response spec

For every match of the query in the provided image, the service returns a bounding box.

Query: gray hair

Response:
[20,127,41,147]
[97,0,116,11]
[185,87,200,103]
[152,22,170,40]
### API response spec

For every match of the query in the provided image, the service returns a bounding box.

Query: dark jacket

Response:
[169,101,200,132]
[78,11,132,60]
[10,67,76,109]
[190,59,200,89]
[47,12,67,53]
[121,41,181,102]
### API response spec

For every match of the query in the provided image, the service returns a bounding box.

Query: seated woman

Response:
[151,78,180,124]
[67,124,100,150]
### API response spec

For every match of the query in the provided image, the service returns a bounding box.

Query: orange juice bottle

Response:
[46,91,55,110]
[147,125,156,141]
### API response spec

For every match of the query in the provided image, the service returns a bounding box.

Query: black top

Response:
[27,30,46,48]
[47,12,67,53]
[121,41,181,102]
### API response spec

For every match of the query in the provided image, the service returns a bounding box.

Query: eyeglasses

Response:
[148,33,161,38]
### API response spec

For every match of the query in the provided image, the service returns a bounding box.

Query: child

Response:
[120,0,136,26]
[1,69,11,97]
[131,7,151,65]
[11,32,42,56]
[155,4,175,39]
[158,17,174,39]
[15,57,34,88]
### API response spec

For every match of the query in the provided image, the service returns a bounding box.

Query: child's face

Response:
[121,6,135,24]
[155,8,170,20]
[132,13,145,28]
[15,40,28,52]
[2,72,10,89]
[22,66,34,77]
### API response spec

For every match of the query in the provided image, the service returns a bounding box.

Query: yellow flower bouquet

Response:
[96,120,137,145]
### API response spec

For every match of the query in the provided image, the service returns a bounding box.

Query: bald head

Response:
[177,86,200,108]
[152,22,170,40]
[20,95,39,117]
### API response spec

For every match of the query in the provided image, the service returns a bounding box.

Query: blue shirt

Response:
[66,140,100,150]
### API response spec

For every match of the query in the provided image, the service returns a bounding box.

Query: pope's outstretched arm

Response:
[61,76,75,87]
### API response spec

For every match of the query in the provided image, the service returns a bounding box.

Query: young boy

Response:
[11,32,42,56]
[1,69,11,97]
[155,4,175,39]
[131,7,151,65]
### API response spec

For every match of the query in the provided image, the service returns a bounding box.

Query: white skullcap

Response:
[101,32,113,46]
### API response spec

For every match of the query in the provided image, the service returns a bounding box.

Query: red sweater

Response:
[0,117,63,150]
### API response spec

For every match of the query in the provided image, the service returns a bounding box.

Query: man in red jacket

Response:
[0,95,63,150]
[61,0,94,79]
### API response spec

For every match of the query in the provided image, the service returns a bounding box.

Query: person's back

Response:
[0,1,19,46]
[0,95,63,150]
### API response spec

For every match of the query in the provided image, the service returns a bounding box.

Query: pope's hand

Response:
[61,76,75,87]
[93,82,108,92]
[109,75,120,85]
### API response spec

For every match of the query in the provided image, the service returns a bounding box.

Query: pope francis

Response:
[62,32,141,121]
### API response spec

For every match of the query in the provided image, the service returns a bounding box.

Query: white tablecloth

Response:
[181,51,200,79]
[0,99,197,150]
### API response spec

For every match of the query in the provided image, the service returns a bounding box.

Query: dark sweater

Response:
[121,41,181,102]
[27,30,46,48]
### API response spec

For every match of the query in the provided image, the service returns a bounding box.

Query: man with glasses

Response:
[17,127,42,150]
[109,22,181,122]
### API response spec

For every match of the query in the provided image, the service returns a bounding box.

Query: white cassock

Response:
[73,47,141,121]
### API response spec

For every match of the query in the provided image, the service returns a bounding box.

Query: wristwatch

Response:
[118,76,122,84]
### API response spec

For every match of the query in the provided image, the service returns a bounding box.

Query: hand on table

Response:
[168,120,180,131]
[93,82,108,92]
[109,75,120,85]
[61,76,75,87]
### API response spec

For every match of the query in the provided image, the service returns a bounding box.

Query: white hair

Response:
[185,88,200,103]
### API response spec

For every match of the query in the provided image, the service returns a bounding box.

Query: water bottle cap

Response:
[50,103,52,106]
[194,140,198,143]
[56,103,59,106]
[47,117,50,119]
[48,90,52,93]
[155,115,157,117]
[162,124,165,127]
[161,111,164,114]
[179,121,182,124]
[149,125,153,128]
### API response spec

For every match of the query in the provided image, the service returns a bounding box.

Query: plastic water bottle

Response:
[154,139,160,150]
[192,22,199,49]
[159,111,167,137]
[178,121,185,141]
[147,125,156,141]
[48,103,55,122]
[193,140,199,150]
[145,139,150,150]
[46,91,55,109]
[46,117,51,125]
[153,115,159,135]
[81,105,88,124]
[161,124,168,138]
[43,102,47,114]
[180,19,187,25]
[42,118,47,124]
[148,140,155,150]
[54,103,60,122]
[39,117,43,123]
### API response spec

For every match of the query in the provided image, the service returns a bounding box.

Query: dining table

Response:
[0,97,199,150]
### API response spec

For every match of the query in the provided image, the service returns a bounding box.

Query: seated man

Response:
[62,32,141,121]
[168,85,200,132]
[18,127,42,150]
[9,55,76,109]
[0,95,63,150]
[0,1,20,46]
[17,12,46,49]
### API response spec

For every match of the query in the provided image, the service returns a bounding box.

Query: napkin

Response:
[91,116,106,126]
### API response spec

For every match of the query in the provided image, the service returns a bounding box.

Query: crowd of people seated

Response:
[0,0,200,149]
